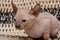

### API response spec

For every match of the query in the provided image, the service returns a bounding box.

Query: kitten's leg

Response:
[42,19,51,40]
[43,33,52,40]
[25,37,34,40]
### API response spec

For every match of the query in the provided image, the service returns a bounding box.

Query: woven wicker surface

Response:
[0,0,59,40]
[0,0,60,38]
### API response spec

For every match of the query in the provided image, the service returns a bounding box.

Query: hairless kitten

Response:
[11,2,59,40]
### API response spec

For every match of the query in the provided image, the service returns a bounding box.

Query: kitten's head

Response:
[11,2,40,30]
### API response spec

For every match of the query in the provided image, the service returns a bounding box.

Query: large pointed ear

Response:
[11,1,18,15]
[30,3,40,17]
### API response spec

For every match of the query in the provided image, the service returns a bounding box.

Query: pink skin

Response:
[11,2,59,40]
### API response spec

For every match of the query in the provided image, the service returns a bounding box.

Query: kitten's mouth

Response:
[15,25,23,30]
[15,25,20,29]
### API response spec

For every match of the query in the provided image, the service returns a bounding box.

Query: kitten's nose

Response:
[15,24,20,29]
[13,19,19,28]
[13,19,20,29]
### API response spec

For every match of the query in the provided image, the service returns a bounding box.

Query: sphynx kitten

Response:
[11,2,59,40]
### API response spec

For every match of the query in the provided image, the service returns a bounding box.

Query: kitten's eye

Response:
[22,20,26,22]
[14,19,16,21]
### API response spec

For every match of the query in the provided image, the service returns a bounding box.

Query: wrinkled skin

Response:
[11,2,59,40]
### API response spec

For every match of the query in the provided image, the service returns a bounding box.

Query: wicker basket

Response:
[0,0,60,38]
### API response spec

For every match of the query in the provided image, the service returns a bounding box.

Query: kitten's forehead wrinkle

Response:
[17,9,32,18]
